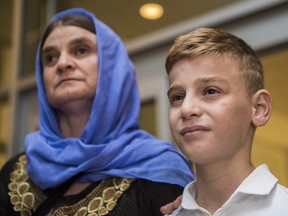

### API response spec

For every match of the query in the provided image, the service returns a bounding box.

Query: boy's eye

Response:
[168,94,185,105]
[203,88,219,96]
[173,95,184,101]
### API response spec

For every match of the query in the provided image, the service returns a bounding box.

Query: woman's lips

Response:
[57,78,79,87]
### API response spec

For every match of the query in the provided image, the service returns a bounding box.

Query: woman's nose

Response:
[180,97,202,119]
[57,53,75,72]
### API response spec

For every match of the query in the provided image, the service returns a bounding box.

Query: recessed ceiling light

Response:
[139,3,164,20]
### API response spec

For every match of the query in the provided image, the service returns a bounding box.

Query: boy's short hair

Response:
[165,28,264,95]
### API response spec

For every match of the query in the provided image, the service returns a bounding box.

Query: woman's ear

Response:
[251,89,272,127]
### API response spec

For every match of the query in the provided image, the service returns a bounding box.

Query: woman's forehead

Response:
[42,25,96,49]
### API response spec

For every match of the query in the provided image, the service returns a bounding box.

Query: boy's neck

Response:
[194,161,255,214]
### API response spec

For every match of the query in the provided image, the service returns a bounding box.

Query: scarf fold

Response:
[25,8,194,190]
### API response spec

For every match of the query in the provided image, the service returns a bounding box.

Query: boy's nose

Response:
[180,97,202,119]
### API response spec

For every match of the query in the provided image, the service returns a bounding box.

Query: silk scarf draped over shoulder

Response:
[25,8,194,190]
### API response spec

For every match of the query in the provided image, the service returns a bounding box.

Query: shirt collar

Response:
[181,164,278,210]
[236,164,278,195]
[182,180,199,209]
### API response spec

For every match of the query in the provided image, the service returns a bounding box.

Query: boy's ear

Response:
[251,89,272,127]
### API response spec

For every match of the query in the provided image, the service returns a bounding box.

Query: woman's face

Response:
[41,25,98,110]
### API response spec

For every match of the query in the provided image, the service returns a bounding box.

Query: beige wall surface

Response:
[252,47,288,187]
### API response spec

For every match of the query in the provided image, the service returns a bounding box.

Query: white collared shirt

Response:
[168,164,288,216]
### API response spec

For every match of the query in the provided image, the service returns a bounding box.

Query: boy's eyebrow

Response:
[194,76,230,87]
[167,76,230,96]
[167,85,183,97]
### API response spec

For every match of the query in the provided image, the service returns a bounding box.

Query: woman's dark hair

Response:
[40,15,95,51]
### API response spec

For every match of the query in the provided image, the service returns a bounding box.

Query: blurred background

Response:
[0,0,288,186]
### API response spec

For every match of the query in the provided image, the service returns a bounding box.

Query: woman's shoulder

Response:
[126,179,184,215]
[91,178,184,216]
[134,178,183,191]
[133,178,183,200]
[0,152,25,181]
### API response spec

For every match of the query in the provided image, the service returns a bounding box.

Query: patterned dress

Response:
[0,153,184,216]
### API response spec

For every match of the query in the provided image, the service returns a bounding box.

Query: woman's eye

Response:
[75,47,88,56]
[43,54,58,65]
[48,55,57,62]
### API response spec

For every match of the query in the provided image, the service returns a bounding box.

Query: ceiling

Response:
[0,0,244,46]
[57,0,242,42]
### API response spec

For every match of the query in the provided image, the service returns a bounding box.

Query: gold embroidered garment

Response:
[8,155,134,216]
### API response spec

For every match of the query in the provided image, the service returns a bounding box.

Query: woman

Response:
[0,8,194,216]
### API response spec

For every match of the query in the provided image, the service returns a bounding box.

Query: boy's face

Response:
[168,54,254,165]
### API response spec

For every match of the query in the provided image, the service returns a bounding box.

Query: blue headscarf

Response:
[25,8,194,190]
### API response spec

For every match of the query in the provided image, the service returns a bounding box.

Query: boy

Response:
[163,28,288,215]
